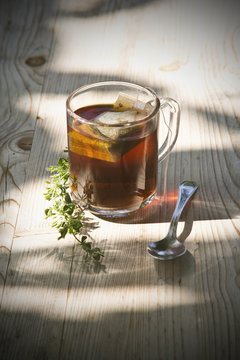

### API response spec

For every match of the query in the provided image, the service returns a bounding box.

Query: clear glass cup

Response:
[66,81,180,217]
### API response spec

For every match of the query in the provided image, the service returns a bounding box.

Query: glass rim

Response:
[66,81,160,127]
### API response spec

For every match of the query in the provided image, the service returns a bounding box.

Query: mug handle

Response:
[158,97,180,162]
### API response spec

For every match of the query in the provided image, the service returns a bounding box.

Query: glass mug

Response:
[66,81,180,217]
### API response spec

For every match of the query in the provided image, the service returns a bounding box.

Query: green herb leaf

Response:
[44,154,104,261]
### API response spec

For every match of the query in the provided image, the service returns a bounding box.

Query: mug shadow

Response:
[95,144,240,226]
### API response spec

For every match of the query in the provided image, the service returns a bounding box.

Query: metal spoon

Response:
[147,181,198,260]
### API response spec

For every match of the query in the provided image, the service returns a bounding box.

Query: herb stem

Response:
[44,156,104,261]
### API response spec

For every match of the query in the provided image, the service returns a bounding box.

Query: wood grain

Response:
[0,0,58,299]
[0,0,240,359]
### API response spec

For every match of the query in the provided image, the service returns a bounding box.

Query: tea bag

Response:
[69,122,119,162]
[94,93,153,140]
[69,93,153,162]
[94,110,142,140]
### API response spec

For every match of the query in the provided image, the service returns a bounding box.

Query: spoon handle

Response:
[167,181,198,238]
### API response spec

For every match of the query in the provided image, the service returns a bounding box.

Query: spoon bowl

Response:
[147,181,198,260]
[148,238,186,260]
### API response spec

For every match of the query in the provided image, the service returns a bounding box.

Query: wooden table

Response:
[1,1,240,359]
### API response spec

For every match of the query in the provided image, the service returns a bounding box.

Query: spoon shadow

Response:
[153,250,195,284]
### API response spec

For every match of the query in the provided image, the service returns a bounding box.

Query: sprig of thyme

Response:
[44,157,104,261]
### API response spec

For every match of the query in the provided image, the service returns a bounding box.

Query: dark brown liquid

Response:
[67,104,158,213]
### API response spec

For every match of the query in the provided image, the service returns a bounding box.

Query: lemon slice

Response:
[69,123,119,162]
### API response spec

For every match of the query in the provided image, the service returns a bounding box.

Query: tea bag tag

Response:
[114,92,153,114]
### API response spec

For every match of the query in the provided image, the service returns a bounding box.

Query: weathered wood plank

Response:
[0,232,75,359]
[0,0,240,359]
[0,0,59,299]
